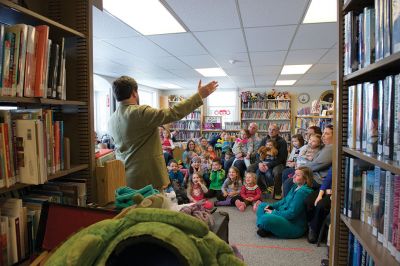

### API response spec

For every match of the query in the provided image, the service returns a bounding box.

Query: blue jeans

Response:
[256,169,274,191]
[282,168,295,196]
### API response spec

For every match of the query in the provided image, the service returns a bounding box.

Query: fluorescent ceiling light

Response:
[162,83,181,89]
[195,68,227,77]
[303,0,337,24]
[281,64,312,75]
[103,0,186,35]
[275,80,296,86]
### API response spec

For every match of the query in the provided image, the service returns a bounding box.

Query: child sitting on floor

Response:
[204,159,226,201]
[232,128,250,167]
[215,166,242,206]
[233,172,261,212]
[167,160,184,189]
[187,172,213,209]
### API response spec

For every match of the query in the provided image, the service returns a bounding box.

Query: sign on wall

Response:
[203,116,222,130]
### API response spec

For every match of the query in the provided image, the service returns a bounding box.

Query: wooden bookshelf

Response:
[0,97,87,105]
[331,0,400,265]
[0,183,30,194]
[0,0,85,38]
[47,164,89,181]
[343,0,374,13]
[344,52,400,85]
[296,115,333,119]
[343,147,400,175]
[341,215,399,266]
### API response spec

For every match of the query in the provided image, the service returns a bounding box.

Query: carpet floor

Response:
[216,202,328,266]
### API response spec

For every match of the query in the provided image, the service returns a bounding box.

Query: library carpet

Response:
[217,203,327,266]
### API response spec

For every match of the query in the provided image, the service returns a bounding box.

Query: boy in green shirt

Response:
[205,159,225,201]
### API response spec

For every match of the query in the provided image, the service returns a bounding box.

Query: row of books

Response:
[174,131,202,141]
[295,117,332,131]
[347,74,400,163]
[343,157,400,261]
[0,179,86,265]
[241,121,291,132]
[0,109,69,189]
[224,122,241,130]
[241,101,290,110]
[344,2,400,75]
[170,120,201,131]
[181,112,200,120]
[241,110,291,120]
[347,232,375,266]
[0,23,66,99]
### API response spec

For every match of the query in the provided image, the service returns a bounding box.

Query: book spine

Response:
[393,74,400,164]
[377,80,384,155]
[372,166,381,236]
[383,75,394,158]
[356,84,364,150]
[365,83,379,154]
[393,0,400,53]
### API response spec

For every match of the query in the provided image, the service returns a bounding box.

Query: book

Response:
[348,158,371,219]
[23,25,37,97]
[0,25,4,89]
[383,75,395,158]
[394,74,400,164]
[364,7,376,67]
[364,82,379,154]
[5,25,22,97]
[383,0,392,58]
[365,170,375,225]
[392,175,400,256]
[372,166,382,236]
[33,25,49,98]
[377,168,386,242]
[377,80,384,155]
[393,0,400,53]
[361,171,367,223]
[348,85,357,149]
[383,171,394,248]
[356,84,364,150]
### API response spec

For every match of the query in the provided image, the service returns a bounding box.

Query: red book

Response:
[33,25,49,97]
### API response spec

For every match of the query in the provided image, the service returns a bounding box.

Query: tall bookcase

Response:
[168,95,202,141]
[0,0,94,198]
[332,0,400,265]
[240,98,291,143]
[294,115,333,137]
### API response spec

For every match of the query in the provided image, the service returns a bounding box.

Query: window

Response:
[93,74,112,138]
[138,85,158,107]
[206,90,238,127]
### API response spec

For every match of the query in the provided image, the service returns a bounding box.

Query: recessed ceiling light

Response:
[303,0,337,24]
[276,80,296,86]
[103,0,186,35]
[162,83,181,89]
[281,64,312,75]
[195,68,227,77]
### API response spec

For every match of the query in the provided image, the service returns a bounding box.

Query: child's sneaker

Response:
[253,200,261,212]
[235,199,245,212]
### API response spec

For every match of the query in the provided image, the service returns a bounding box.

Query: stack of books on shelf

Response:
[0,108,69,189]
[347,75,400,162]
[347,232,376,265]
[0,24,67,100]
[344,1,400,76]
[224,122,240,131]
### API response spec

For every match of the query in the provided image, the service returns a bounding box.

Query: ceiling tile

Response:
[148,33,207,56]
[245,26,296,52]
[323,72,338,81]
[250,51,287,66]
[177,54,218,68]
[93,8,140,39]
[291,23,338,50]
[212,53,250,68]
[252,65,281,75]
[278,74,303,80]
[302,72,333,80]
[165,0,240,31]
[307,64,337,74]
[168,69,204,79]
[319,48,338,64]
[103,37,170,58]
[295,80,319,86]
[230,76,255,88]
[146,56,191,70]
[254,76,276,87]
[224,67,253,76]
[194,29,247,54]
[285,49,329,65]
[238,0,308,27]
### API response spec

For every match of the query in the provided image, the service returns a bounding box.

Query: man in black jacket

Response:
[256,124,288,198]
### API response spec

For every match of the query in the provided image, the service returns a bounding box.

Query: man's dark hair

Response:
[308,126,322,135]
[112,76,138,102]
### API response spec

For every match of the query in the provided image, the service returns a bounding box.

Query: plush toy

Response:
[283,91,290,99]
[115,185,159,209]
[258,146,278,161]
[267,89,277,99]
[44,208,245,266]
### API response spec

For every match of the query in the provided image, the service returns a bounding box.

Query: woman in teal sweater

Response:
[255,166,314,238]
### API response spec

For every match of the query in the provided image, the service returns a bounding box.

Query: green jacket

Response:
[209,169,226,190]
[270,184,313,230]
[44,208,245,266]
[108,93,203,189]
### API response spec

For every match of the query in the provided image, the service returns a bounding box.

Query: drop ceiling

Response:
[93,0,338,90]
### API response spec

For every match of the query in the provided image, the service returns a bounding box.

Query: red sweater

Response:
[240,184,261,202]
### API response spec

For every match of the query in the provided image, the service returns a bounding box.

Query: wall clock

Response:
[298,93,310,104]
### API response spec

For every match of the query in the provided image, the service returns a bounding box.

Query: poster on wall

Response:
[203,116,222,130]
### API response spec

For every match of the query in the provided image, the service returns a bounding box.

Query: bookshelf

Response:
[168,96,202,141]
[294,115,333,137]
[240,94,291,143]
[332,0,400,265]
